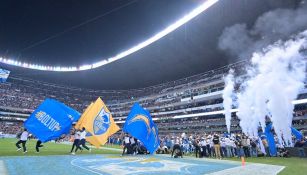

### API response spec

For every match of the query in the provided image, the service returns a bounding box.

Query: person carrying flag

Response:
[76,127,91,152]
[16,128,29,153]
[171,137,183,158]
[70,129,82,155]
[122,133,131,156]
[35,140,44,153]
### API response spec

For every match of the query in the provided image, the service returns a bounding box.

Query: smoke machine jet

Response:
[222,29,307,145]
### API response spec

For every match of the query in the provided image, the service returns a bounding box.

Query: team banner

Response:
[57,100,81,123]
[75,102,93,129]
[75,102,102,147]
[123,103,160,154]
[0,68,10,83]
[24,99,81,142]
[76,97,120,148]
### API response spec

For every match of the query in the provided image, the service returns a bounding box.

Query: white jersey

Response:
[230,140,236,147]
[124,136,130,144]
[225,138,231,146]
[80,130,87,139]
[247,138,251,146]
[200,140,207,146]
[130,138,135,144]
[20,131,29,141]
[210,139,214,147]
[221,141,226,147]
[206,139,211,145]
[75,131,81,140]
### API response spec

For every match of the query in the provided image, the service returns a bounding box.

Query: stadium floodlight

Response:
[79,65,92,71]
[0,0,219,71]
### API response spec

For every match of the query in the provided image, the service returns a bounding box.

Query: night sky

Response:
[0,0,301,89]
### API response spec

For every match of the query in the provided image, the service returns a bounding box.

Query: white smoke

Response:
[218,2,307,60]
[222,69,235,133]
[235,31,306,143]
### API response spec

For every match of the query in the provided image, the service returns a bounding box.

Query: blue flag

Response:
[24,99,80,142]
[123,103,160,154]
[56,101,81,123]
[265,123,277,156]
[291,127,303,140]
[0,68,10,83]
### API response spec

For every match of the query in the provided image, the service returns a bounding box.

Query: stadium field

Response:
[0,139,306,175]
[0,138,120,156]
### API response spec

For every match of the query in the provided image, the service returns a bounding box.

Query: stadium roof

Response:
[0,0,302,89]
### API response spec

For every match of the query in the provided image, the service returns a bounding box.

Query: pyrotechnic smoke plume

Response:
[218,2,307,60]
[220,2,307,144]
[235,32,306,143]
[222,69,235,133]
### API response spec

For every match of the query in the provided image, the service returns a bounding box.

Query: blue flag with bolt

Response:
[123,103,160,154]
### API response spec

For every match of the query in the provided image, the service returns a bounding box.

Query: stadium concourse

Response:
[0,60,307,174]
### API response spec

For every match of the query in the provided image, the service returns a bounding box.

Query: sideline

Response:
[157,154,285,175]
[208,163,285,175]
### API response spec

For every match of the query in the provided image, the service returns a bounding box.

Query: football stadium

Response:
[0,0,307,175]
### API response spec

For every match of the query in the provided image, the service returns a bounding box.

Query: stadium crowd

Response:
[105,130,307,158]
[0,60,246,114]
[0,121,22,135]
[157,132,307,158]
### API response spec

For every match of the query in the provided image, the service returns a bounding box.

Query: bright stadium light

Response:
[0,0,219,71]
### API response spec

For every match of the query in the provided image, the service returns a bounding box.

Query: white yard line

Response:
[208,163,285,175]
[157,154,285,175]
[0,160,8,175]
[71,158,103,175]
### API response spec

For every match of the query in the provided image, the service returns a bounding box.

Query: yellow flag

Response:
[76,97,120,148]
[75,102,93,130]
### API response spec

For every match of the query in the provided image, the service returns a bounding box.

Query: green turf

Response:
[102,144,122,149]
[1,138,306,175]
[0,138,120,156]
